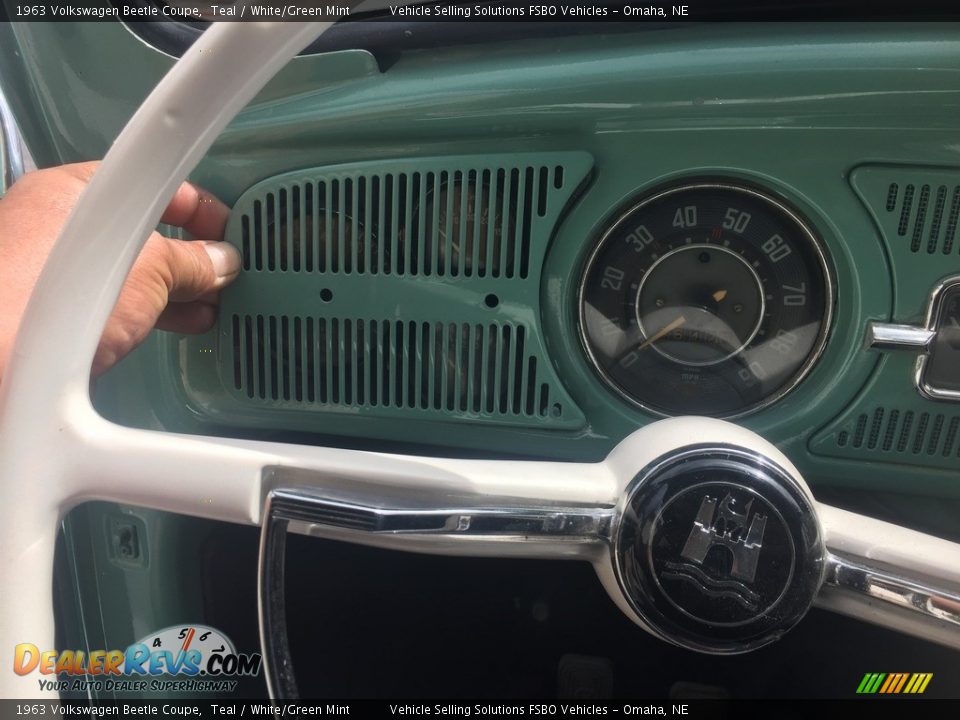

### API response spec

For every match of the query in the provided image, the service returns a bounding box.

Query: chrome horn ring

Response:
[256,420,960,698]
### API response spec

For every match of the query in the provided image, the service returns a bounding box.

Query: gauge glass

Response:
[579,182,832,417]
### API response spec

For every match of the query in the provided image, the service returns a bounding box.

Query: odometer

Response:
[579,182,832,417]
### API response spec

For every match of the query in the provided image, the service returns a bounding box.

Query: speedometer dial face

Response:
[579,182,832,417]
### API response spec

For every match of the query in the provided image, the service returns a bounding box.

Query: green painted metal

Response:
[809,166,960,470]
[0,22,379,168]
[3,22,960,681]
[200,153,592,430]
[810,352,960,471]
[6,22,944,492]
[57,504,223,699]
[851,166,960,318]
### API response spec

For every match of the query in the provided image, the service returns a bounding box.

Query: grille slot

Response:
[884,181,960,254]
[230,315,561,421]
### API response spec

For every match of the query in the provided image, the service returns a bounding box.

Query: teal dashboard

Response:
[4,20,960,500]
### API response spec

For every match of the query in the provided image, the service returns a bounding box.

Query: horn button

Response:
[612,447,824,654]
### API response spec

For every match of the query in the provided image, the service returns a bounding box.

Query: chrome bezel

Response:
[577,180,835,420]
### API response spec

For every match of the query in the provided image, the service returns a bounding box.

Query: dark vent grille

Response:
[239,166,567,279]
[885,182,960,254]
[836,407,960,457]
[230,315,562,421]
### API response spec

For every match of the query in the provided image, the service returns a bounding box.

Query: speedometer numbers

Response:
[579,182,832,417]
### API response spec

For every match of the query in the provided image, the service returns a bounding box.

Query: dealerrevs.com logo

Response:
[14,625,261,693]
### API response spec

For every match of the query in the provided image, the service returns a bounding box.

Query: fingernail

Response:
[204,242,241,281]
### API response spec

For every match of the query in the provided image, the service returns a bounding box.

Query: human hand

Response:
[0,161,240,381]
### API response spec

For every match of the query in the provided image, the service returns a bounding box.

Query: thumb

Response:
[160,239,242,302]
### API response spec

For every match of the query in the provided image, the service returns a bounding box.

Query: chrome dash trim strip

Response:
[865,322,935,351]
[270,487,613,544]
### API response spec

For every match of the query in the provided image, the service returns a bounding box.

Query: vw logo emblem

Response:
[613,447,824,653]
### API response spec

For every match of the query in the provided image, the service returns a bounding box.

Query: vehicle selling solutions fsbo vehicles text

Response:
[389,5,688,19]
[388,706,686,716]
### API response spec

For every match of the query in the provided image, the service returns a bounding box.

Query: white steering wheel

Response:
[1,21,959,700]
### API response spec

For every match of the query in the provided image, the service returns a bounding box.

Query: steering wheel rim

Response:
[2,20,960,701]
[0,21,332,697]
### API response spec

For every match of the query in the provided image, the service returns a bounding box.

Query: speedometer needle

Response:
[639,315,687,350]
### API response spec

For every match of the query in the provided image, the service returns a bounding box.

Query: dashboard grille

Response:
[827,167,960,471]
[229,315,560,419]
[836,407,960,458]
[851,166,960,267]
[210,152,593,431]
[813,391,960,472]
[240,168,560,279]
[884,181,960,254]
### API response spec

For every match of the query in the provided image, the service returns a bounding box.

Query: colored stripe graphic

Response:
[893,673,909,693]
[857,672,932,694]
[878,674,895,693]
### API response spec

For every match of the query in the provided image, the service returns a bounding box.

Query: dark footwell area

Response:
[201,525,960,699]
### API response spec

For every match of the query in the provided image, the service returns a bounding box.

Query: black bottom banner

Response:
[1,700,958,720]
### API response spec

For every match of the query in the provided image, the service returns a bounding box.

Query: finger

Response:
[56,163,230,239]
[59,160,101,184]
[194,289,222,305]
[152,237,241,302]
[156,301,218,334]
[160,181,231,240]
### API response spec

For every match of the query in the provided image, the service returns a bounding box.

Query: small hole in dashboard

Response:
[319,288,334,303]
[484,293,499,309]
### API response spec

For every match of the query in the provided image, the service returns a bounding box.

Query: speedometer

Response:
[579,182,832,418]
